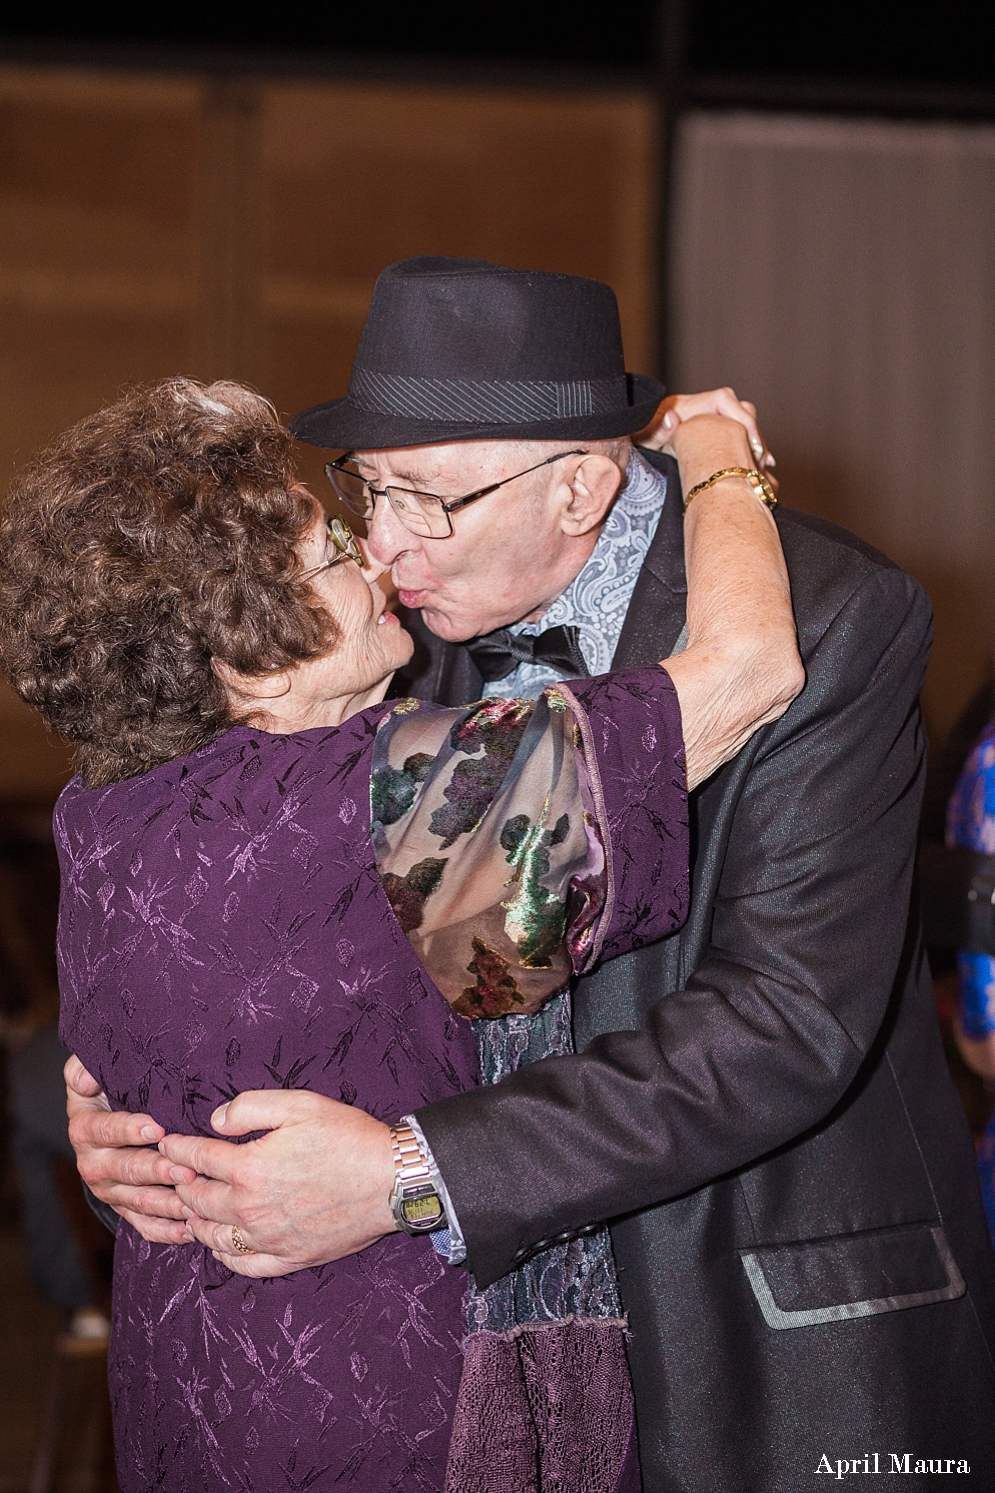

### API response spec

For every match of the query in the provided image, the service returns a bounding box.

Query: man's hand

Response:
[65,1054,195,1244]
[639,388,777,478]
[160,1090,397,1278]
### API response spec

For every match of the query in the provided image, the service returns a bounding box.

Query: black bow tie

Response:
[465,623,590,683]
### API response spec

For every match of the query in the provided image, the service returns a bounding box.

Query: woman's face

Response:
[289,496,414,714]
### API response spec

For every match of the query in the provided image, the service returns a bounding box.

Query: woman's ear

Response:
[212,658,292,706]
[557,453,623,537]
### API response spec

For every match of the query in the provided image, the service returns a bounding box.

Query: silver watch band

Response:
[391,1122,433,1185]
[389,1122,448,1234]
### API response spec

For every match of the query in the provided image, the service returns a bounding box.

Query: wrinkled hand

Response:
[65,1054,194,1245]
[639,388,777,478]
[159,1090,396,1278]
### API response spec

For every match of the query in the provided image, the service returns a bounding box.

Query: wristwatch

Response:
[389,1122,448,1234]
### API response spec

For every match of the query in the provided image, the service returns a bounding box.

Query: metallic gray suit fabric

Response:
[408,450,995,1491]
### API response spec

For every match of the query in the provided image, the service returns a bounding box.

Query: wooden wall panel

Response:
[0,65,656,800]
[0,68,203,471]
[671,111,995,743]
[255,82,656,490]
[0,68,206,798]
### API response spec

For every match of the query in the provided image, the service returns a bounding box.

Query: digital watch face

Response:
[401,1189,444,1229]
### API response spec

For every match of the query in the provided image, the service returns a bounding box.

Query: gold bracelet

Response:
[683,467,777,513]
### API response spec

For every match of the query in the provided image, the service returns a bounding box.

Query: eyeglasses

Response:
[297,515,365,583]
[324,448,588,540]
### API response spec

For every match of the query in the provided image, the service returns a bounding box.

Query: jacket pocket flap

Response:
[740,1224,965,1330]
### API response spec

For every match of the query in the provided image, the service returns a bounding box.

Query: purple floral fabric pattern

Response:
[56,714,480,1492]
[54,666,687,1492]
[560,670,690,966]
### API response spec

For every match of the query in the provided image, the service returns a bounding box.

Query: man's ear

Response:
[212,658,292,705]
[557,454,623,537]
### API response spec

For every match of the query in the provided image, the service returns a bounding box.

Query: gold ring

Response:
[230,1225,255,1255]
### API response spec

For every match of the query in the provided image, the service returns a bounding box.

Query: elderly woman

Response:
[0,379,799,1493]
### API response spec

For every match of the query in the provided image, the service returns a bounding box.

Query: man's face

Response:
[355,441,610,642]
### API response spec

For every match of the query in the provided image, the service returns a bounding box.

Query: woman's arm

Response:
[660,414,805,790]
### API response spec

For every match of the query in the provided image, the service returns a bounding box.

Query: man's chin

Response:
[415,605,483,645]
[400,594,478,641]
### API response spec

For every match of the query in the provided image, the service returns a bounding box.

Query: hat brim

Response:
[289,374,666,451]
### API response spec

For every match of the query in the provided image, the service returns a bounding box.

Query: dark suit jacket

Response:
[405,450,995,1491]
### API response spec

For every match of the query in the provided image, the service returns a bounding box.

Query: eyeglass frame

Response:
[297,515,366,583]
[324,448,589,539]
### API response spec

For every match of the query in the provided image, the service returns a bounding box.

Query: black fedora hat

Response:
[289,256,665,450]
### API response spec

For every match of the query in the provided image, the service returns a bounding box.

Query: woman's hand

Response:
[65,1054,194,1245]
[639,388,776,480]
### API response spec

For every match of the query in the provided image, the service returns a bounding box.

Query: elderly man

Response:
[68,258,995,1489]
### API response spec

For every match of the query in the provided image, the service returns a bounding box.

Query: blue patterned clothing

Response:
[945,717,995,1241]
[487,450,669,699]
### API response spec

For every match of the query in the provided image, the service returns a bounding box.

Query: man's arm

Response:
[414,562,933,1286]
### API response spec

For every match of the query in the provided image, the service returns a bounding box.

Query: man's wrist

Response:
[388,1120,448,1233]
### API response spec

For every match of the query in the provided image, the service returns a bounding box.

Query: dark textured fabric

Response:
[349,370,627,423]
[288,256,665,449]
[415,448,995,1489]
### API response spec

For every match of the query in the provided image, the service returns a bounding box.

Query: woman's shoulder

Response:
[54,721,375,833]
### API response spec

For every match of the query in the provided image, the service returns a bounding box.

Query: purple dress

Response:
[56,668,688,1492]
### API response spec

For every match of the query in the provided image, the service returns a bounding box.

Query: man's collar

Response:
[514,448,671,634]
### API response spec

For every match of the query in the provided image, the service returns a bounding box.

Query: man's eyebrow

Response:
[352,456,437,487]
[390,467,441,487]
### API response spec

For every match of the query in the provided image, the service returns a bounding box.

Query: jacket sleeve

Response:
[415,565,934,1288]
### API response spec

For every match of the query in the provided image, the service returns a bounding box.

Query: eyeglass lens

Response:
[324,463,452,539]
[325,464,371,518]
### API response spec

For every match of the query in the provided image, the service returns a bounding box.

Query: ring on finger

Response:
[231,1225,255,1255]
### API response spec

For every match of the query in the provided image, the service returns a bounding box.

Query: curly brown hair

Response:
[0,379,337,787]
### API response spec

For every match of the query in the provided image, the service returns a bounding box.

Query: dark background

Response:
[0,2,991,85]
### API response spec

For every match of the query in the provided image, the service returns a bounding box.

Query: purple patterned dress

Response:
[55,668,688,1492]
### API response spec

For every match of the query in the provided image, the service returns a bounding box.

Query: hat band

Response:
[348,370,628,424]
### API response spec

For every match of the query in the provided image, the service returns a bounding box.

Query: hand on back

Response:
[65,1054,194,1245]
[66,1054,395,1274]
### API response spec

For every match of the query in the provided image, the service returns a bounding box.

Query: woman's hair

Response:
[0,378,337,787]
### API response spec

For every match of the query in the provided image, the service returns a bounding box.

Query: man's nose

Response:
[355,540,394,588]
[364,493,417,567]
